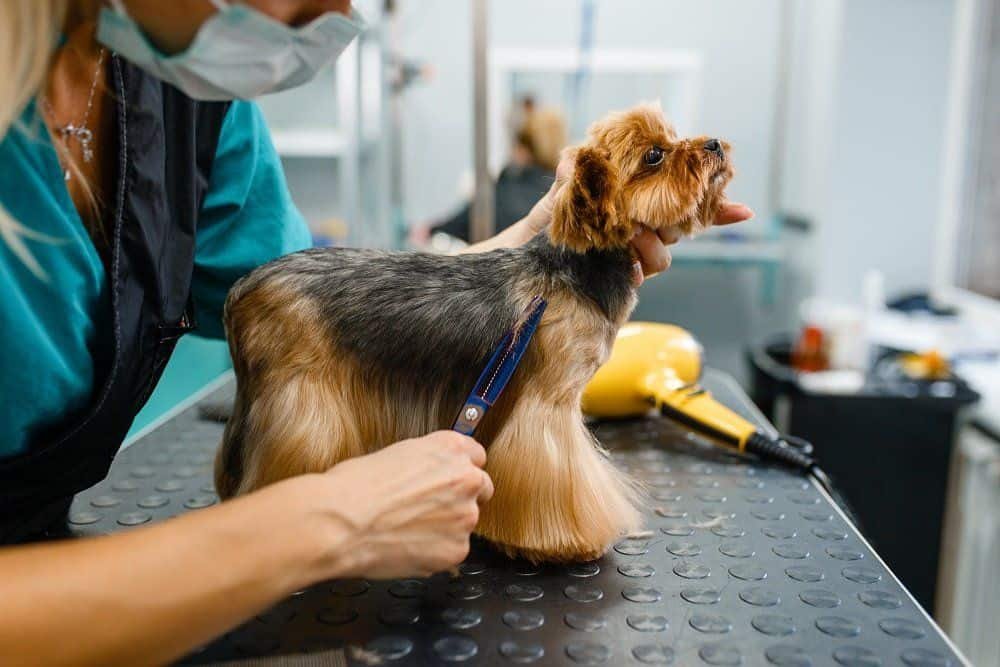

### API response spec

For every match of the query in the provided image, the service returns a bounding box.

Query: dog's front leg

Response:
[476,393,642,562]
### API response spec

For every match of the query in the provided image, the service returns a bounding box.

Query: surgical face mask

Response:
[97,0,365,100]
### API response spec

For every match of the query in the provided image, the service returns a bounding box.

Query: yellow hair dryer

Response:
[583,322,824,477]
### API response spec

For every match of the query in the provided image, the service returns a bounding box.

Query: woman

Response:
[426,100,569,243]
[0,1,753,664]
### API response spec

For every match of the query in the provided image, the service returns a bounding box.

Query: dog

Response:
[215,103,733,562]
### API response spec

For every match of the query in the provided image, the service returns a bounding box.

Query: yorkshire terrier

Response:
[215,103,733,562]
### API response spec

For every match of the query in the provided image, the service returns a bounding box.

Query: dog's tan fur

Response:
[552,105,732,251]
[216,104,733,562]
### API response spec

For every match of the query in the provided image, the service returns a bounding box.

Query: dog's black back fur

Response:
[229,232,635,414]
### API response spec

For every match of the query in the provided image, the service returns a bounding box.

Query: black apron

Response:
[0,56,231,543]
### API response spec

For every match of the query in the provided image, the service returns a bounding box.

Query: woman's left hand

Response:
[626,201,753,284]
[515,153,754,284]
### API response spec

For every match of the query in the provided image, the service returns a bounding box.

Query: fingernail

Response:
[631,261,644,286]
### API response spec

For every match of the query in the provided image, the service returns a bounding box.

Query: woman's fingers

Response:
[477,469,495,504]
[321,430,496,579]
[714,202,754,225]
[521,148,577,237]
[630,202,752,283]
[433,431,491,501]
[446,432,486,468]
[443,432,492,502]
[553,147,577,188]
[657,226,682,245]
[630,227,671,283]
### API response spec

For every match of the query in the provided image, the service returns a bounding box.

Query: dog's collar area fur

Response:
[526,232,636,319]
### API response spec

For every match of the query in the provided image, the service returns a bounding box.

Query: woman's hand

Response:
[471,152,754,281]
[0,431,490,666]
[304,431,494,580]
[626,202,753,284]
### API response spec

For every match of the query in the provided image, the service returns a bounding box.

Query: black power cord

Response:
[656,400,863,528]
[744,432,862,528]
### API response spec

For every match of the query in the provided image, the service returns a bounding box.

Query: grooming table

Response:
[67,370,967,666]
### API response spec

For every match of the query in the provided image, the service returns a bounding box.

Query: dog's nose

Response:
[704,138,724,158]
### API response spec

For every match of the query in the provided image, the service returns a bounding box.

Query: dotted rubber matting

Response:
[68,370,965,666]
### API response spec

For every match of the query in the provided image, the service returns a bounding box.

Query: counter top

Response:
[68,369,966,666]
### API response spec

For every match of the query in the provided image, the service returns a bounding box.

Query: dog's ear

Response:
[551,146,628,252]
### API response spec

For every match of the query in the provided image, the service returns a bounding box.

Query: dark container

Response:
[747,336,979,613]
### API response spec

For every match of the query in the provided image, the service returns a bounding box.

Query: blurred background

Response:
[144,0,998,660]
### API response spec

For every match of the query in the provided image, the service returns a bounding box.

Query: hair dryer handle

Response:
[643,377,759,451]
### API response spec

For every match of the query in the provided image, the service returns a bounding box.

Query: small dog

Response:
[215,103,733,562]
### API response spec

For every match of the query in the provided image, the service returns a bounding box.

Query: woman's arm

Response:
[0,431,491,666]
[0,479,329,666]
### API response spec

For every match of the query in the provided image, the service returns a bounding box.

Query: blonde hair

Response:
[0,0,68,279]
[519,107,569,172]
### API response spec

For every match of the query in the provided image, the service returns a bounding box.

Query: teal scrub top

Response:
[0,100,312,458]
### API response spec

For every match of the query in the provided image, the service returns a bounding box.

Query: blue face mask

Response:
[97,0,365,101]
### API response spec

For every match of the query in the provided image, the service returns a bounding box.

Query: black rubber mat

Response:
[68,370,966,666]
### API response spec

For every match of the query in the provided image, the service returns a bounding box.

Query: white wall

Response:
[780,0,844,224]
[397,0,784,231]
[782,0,956,303]
[395,0,958,305]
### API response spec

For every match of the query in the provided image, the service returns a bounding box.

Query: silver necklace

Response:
[43,47,106,181]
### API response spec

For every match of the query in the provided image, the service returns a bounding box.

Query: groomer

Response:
[0,1,753,663]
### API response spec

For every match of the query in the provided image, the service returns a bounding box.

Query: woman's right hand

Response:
[0,430,490,666]
[299,431,494,580]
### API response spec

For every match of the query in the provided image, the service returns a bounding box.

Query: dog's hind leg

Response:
[225,365,373,495]
[214,382,250,499]
[215,279,377,497]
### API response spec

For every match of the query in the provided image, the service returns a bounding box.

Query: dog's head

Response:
[551,103,734,252]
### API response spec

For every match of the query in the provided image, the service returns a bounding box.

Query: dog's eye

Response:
[644,147,665,166]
